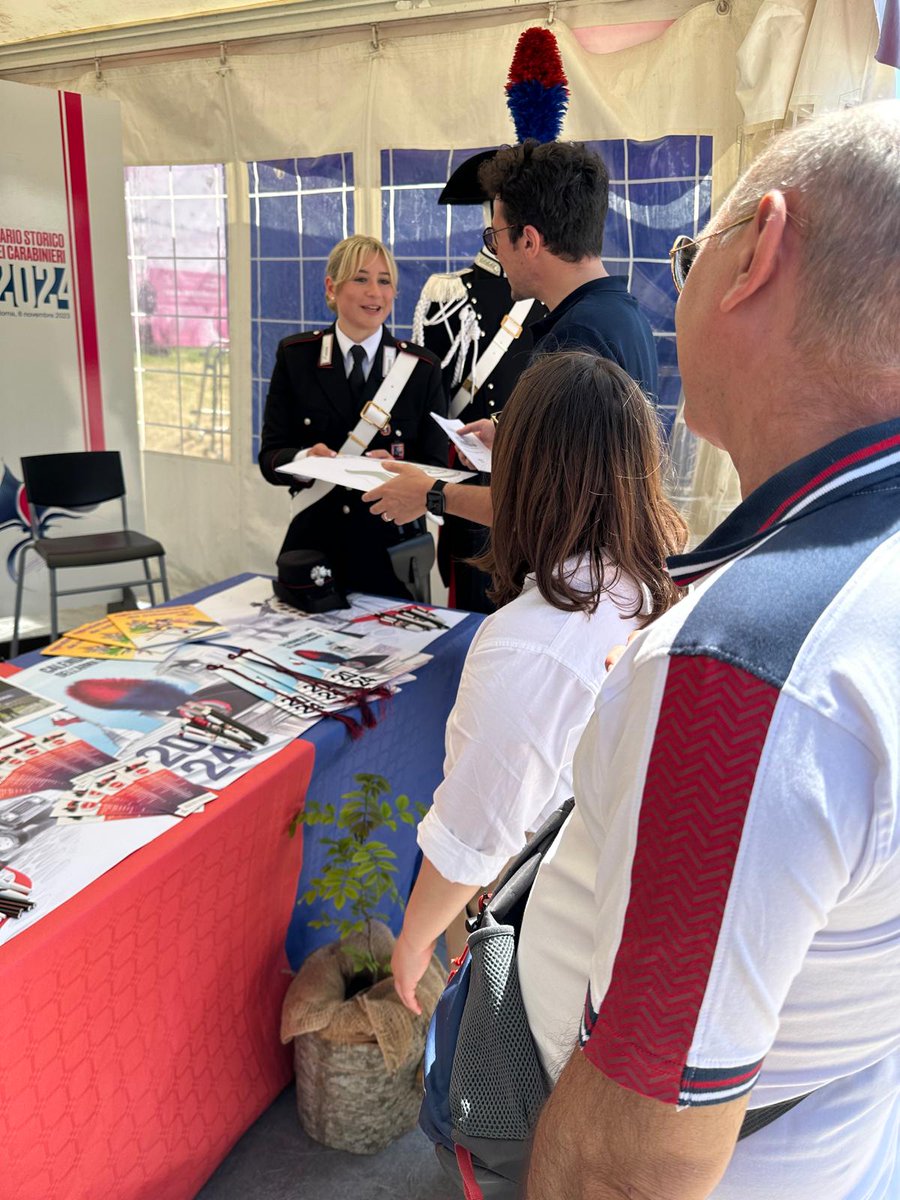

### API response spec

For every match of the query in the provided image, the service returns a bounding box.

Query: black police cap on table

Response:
[273,549,348,614]
[437,149,498,206]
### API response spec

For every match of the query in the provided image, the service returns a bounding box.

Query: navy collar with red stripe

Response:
[668,418,900,588]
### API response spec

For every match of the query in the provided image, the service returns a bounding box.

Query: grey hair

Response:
[720,101,900,378]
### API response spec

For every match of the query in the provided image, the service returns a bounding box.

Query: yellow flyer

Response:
[63,617,136,648]
[106,605,226,650]
[40,635,167,661]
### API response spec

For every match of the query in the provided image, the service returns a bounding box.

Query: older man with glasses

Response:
[364,139,658,531]
[512,100,900,1200]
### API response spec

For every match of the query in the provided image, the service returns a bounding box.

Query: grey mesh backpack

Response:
[420,799,575,1198]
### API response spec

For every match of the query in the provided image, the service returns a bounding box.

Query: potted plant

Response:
[280,773,446,1154]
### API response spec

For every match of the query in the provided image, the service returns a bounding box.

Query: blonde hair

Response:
[325,236,398,312]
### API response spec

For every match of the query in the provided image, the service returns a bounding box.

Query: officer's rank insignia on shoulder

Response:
[282,329,324,348]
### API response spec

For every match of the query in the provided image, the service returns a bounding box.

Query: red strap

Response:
[455,1145,485,1200]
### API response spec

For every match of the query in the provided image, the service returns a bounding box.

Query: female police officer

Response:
[259,235,448,600]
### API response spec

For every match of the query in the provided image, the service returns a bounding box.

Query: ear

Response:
[324,274,336,303]
[520,223,543,258]
[719,191,789,313]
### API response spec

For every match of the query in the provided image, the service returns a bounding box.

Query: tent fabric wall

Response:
[2,0,894,593]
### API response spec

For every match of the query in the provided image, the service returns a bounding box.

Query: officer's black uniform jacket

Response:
[420,255,546,613]
[259,323,448,599]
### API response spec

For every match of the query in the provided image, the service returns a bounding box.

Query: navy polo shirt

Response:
[531,276,659,399]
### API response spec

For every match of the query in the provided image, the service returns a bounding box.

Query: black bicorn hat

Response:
[273,549,348,614]
[437,149,498,206]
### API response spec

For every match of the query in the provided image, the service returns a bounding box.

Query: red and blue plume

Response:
[505,27,569,143]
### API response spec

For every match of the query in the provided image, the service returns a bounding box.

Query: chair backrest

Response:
[21,451,126,510]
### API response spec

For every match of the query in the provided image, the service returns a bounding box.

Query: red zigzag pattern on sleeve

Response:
[583,654,779,1103]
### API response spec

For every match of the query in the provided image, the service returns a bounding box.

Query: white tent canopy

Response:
[1,0,894,596]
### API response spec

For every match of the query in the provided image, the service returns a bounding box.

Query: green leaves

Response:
[295,772,425,974]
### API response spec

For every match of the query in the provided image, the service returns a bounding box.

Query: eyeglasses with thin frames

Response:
[668,215,755,294]
[482,223,519,255]
[670,209,808,294]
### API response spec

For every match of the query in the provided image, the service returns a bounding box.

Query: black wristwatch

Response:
[425,479,448,517]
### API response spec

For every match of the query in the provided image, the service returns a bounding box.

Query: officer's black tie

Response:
[348,344,367,403]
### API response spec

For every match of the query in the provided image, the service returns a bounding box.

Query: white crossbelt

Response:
[449,298,536,419]
[292,346,419,516]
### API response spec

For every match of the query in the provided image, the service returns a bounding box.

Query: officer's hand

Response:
[307,443,337,458]
[363,461,431,523]
[458,417,496,451]
[364,449,393,460]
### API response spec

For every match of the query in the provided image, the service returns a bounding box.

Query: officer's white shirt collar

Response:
[334,323,384,380]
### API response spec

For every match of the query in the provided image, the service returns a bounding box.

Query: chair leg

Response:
[10,542,34,659]
[48,568,59,642]
[158,554,171,601]
[142,557,157,607]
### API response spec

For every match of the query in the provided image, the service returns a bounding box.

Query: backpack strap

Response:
[738,1091,813,1140]
[455,1146,486,1199]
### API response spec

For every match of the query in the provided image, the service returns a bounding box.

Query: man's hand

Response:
[363,461,432,523]
[306,443,337,458]
[391,930,436,1014]
[458,417,496,451]
[364,449,393,460]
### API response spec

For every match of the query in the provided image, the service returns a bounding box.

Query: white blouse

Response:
[417,558,647,885]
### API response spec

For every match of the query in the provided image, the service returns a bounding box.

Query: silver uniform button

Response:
[394,428,402,437]
[488,399,495,408]
[303,417,311,426]
[487,383,494,390]
[342,505,350,515]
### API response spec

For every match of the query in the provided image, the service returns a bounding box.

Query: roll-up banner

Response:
[0,79,143,644]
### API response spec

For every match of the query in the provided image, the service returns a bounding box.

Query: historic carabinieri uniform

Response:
[414,250,546,614]
[414,250,546,424]
[519,418,900,1199]
[259,325,448,600]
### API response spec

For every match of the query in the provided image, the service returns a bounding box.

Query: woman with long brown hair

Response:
[392,350,686,1012]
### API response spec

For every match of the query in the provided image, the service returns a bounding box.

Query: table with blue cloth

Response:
[11,574,481,965]
[177,573,483,969]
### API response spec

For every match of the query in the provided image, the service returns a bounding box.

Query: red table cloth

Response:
[0,691,314,1200]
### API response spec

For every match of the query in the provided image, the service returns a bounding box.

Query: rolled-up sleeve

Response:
[417,640,596,885]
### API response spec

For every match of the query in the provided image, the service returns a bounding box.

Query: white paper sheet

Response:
[275,454,474,490]
[429,411,493,473]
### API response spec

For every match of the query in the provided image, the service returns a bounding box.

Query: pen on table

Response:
[0,887,33,902]
[216,712,268,744]
[0,880,30,896]
[190,716,257,749]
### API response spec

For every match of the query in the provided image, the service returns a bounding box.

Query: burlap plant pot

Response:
[281,920,445,1154]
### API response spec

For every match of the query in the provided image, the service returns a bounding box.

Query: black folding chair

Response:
[11,451,169,657]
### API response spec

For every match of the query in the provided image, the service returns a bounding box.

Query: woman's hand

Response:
[458,417,496,451]
[391,930,436,1015]
[364,449,393,460]
[307,443,337,458]
[604,630,642,672]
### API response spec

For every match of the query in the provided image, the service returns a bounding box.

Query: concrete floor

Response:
[195,1086,459,1200]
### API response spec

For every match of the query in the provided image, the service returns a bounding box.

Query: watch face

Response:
[426,487,445,516]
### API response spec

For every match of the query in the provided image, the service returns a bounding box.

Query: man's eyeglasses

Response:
[482,223,519,255]
[668,215,755,294]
